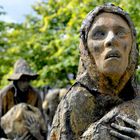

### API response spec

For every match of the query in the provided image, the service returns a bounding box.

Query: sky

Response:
[0,0,40,23]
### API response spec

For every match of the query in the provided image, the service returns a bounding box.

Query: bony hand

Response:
[110,115,140,140]
[25,115,44,140]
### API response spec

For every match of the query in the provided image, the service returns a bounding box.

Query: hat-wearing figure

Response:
[0,58,45,139]
[50,3,140,140]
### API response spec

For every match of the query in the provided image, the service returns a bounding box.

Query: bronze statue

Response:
[42,88,67,127]
[50,3,139,140]
[1,103,47,140]
[0,58,45,139]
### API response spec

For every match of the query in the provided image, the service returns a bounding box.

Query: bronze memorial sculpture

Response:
[0,58,46,139]
[0,58,42,116]
[50,3,140,140]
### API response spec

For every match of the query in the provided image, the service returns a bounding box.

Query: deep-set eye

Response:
[115,29,128,38]
[93,30,106,39]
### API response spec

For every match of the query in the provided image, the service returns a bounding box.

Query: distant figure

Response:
[50,3,140,140]
[0,58,44,139]
[42,88,67,139]
[43,88,67,126]
[40,85,51,101]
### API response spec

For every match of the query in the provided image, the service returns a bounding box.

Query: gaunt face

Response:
[17,78,30,92]
[87,12,132,78]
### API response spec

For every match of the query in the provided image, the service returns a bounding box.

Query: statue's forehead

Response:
[90,12,130,30]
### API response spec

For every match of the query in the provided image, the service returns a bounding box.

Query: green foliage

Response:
[0,0,140,89]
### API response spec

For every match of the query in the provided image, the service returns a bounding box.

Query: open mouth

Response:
[105,51,121,60]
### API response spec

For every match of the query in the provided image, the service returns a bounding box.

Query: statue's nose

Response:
[104,31,116,47]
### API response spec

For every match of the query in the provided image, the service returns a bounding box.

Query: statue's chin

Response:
[100,62,127,79]
[100,69,125,81]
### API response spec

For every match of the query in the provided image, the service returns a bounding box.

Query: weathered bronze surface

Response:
[50,3,139,140]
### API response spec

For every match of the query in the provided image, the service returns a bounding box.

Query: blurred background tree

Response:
[0,0,140,89]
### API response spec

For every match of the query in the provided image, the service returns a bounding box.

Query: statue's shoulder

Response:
[0,83,14,98]
[51,83,97,139]
[64,83,96,105]
[55,83,96,121]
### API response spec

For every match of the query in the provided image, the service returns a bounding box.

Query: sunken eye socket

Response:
[92,29,129,40]
[92,30,106,39]
[115,30,128,37]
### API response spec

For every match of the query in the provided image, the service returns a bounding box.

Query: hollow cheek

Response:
[121,41,131,59]
[88,41,103,54]
[122,42,128,51]
[121,37,132,51]
[87,40,104,66]
[120,44,131,69]
[90,44,103,66]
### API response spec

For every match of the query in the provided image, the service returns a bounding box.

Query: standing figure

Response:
[50,3,139,140]
[0,58,45,139]
[42,88,67,139]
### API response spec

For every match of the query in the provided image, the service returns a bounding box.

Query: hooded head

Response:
[77,3,138,96]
